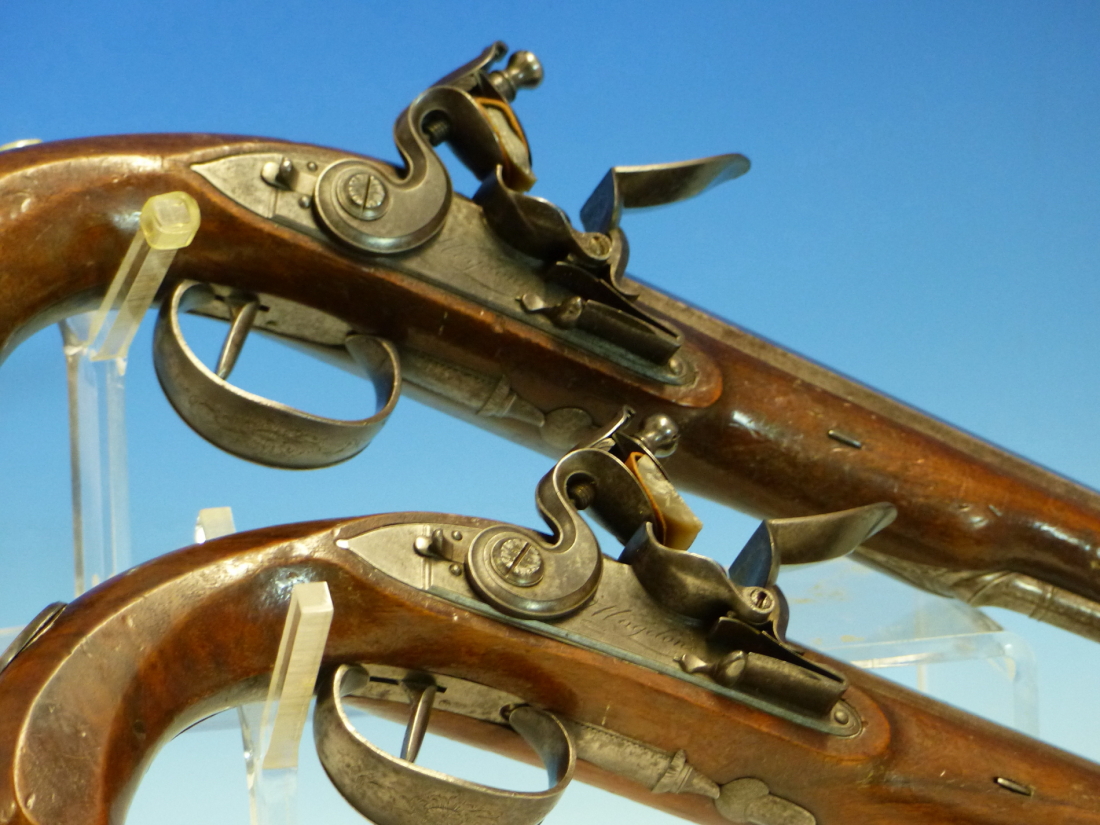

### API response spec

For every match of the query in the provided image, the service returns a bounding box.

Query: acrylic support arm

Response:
[1,515,1099,825]
[193,507,333,825]
[58,190,200,594]
[238,581,332,825]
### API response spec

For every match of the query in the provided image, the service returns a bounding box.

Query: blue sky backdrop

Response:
[2,2,1099,822]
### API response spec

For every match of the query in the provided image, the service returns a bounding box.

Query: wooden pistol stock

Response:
[2,502,1100,825]
[3,44,1100,643]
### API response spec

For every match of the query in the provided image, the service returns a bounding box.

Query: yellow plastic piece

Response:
[140,191,201,249]
[0,138,42,152]
[194,507,237,543]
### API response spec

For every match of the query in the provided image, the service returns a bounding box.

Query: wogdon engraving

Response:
[583,600,692,655]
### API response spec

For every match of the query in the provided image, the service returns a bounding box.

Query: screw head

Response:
[489,535,544,587]
[749,587,774,613]
[449,563,463,577]
[337,168,389,221]
[833,707,851,725]
[506,51,544,90]
[581,232,612,259]
[346,173,386,208]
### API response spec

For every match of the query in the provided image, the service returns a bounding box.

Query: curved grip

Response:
[0,518,353,825]
[1,515,1100,825]
[0,134,458,368]
[0,136,237,360]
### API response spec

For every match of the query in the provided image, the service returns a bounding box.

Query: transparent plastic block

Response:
[239,704,297,825]
[195,507,237,543]
[60,192,200,595]
[238,581,333,825]
[0,138,42,152]
[60,316,131,595]
[781,556,1038,734]
[86,191,200,361]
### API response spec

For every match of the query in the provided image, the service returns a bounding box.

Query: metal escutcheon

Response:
[315,664,575,825]
[153,280,400,469]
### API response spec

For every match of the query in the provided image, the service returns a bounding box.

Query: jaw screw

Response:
[422,50,542,146]
[488,50,544,101]
[636,413,680,458]
[422,112,452,146]
[566,478,597,511]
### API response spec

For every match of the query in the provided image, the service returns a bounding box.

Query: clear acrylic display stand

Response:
[780,556,1038,734]
[238,582,333,825]
[58,190,201,595]
[195,506,238,544]
[192,508,334,825]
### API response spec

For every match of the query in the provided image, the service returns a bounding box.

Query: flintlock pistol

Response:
[3,423,1100,825]
[2,44,1100,639]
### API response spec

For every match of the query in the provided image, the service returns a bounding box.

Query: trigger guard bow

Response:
[153,280,401,469]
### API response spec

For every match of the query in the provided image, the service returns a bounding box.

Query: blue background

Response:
[2,2,1099,822]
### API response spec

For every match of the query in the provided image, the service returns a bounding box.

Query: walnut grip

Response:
[0,134,392,361]
[1,517,1100,825]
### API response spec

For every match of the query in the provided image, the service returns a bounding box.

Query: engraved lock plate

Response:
[192,150,695,386]
[337,523,860,737]
[193,150,335,239]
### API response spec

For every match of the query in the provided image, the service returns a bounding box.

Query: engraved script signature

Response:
[583,596,690,656]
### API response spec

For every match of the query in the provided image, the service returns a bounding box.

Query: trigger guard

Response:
[315,664,575,825]
[153,280,400,469]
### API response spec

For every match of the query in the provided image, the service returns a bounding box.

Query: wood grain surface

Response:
[1,519,1098,825]
[2,135,1100,624]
